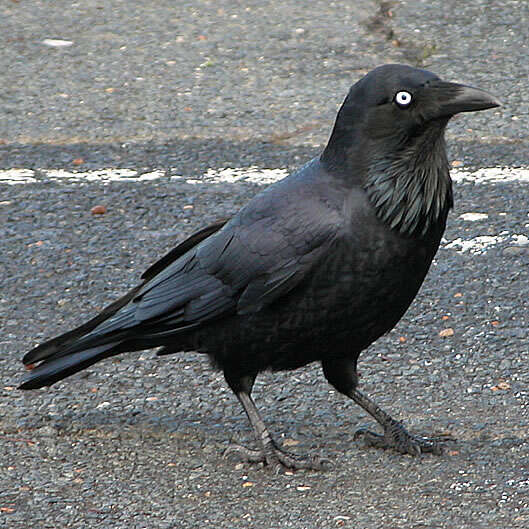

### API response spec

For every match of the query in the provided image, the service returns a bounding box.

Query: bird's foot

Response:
[354,419,449,456]
[224,440,331,472]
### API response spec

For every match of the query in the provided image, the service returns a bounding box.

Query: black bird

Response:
[19,64,499,470]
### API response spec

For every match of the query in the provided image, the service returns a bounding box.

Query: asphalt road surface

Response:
[1,1,528,528]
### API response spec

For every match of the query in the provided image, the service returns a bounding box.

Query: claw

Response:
[224,440,331,471]
[354,420,448,456]
[224,443,265,463]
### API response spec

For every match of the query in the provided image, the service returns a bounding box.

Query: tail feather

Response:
[18,342,121,390]
[19,219,230,390]
[22,285,143,366]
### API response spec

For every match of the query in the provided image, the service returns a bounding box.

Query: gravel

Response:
[1,1,528,528]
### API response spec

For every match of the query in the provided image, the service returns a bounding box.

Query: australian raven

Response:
[20,64,499,470]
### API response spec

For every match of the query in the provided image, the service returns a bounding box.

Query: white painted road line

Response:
[182,167,289,185]
[0,166,528,186]
[440,233,528,255]
[0,169,38,185]
[0,167,289,186]
[451,167,529,184]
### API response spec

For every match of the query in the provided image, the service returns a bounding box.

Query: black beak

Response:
[428,80,501,117]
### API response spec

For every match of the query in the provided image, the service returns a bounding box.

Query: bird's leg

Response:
[322,357,446,456]
[348,387,445,455]
[223,371,329,471]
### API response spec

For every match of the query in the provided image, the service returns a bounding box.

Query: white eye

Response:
[394,90,413,107]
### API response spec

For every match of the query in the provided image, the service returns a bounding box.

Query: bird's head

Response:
[323,64,500,165]
[322,64,500,236]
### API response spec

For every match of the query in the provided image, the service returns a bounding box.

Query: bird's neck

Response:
[363,129,453,238]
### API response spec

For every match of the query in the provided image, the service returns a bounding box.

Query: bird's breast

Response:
[306,217,443,352]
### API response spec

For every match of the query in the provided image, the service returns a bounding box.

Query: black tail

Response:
[19,342,121,390]
[18,283,139,390]
[19,220,229,390]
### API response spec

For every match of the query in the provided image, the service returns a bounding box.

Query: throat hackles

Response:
[364,129,453,237]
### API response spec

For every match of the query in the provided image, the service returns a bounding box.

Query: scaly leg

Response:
[323,357,447,455]
[223,371,329,471]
